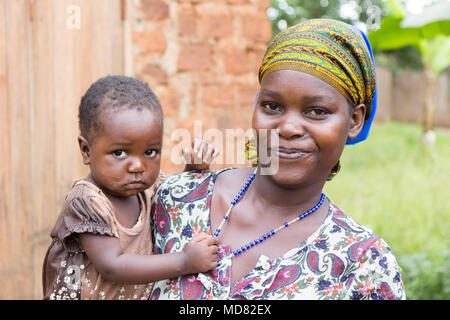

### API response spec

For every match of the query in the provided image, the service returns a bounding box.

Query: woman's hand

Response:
[183,138,220,171]
[182,232,218,274]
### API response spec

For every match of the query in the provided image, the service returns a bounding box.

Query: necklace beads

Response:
[213,168,326,257]
[232,193,325,256]
[213,169,256,237]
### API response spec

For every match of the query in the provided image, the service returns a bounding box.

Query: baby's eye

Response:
[112,150,127,159]
[145,149,158,158]
[261,102,282,112]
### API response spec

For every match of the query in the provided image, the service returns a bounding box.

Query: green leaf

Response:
[419,36,450,75]
[369,14,450,62]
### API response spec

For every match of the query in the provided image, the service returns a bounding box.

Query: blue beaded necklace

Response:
[213,168,326,257]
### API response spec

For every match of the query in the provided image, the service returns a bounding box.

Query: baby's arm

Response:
[78,232,218,284]
[183,138,220,171]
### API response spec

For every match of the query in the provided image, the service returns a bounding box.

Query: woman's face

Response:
[252,69,365,188]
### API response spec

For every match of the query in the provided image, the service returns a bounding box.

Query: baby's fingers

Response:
[207,235,219,246]
[182,146,193,164]
[191,232,209,242]
[209,260,218,270]
[193,140,207,164]
[203,144,219,164]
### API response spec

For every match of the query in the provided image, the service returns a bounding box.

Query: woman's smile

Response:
[270,147,313,160]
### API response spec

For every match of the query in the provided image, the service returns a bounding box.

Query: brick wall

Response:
[130,0,272,174]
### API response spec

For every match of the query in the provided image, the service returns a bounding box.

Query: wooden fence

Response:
[1,0,448,300]
[0,0,125,299]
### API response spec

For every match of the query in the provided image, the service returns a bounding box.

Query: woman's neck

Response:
[248,170,325,211]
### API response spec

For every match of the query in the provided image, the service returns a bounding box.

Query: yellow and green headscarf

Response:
[257,18,377,145]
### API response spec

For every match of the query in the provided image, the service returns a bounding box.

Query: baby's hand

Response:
[182,232,218,274]
[183,138,220,171]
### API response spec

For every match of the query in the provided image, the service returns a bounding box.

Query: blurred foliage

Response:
[368,0,450,75]
[269,0,386,36]
[368,0,450,134]
[374,46,424,74]
[398,250,450,299]
[268,0,448,73]
[324,121,450,299]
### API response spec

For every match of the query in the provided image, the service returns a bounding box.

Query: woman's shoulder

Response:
[328,201,377,237]
[155,168,235,196]
[326,200,397,260]
[159,169,218,187]
[325,201,405,299]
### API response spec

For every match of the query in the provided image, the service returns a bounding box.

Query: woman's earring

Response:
[327,161,341,181]
[245,136,258,167]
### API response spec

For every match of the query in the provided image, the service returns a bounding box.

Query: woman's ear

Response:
[78,135,91,165]
[348,104,366,140]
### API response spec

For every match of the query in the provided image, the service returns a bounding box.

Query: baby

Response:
[42,75,218,300]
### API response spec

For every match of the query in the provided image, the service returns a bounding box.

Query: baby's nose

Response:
[128,157,145,173]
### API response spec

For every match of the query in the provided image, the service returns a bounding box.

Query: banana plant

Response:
[368,0,450,146]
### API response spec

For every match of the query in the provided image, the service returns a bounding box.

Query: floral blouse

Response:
[149,169,406,300]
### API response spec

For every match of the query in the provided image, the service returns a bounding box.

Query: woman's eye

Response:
[112,150,127,158]
[145,149,157,158]
[307,108,328,117]
[261,102,282,112]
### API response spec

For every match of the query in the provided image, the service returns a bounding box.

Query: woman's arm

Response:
[79,232,218,284]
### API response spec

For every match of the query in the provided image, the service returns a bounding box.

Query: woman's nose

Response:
[278,112,305,139]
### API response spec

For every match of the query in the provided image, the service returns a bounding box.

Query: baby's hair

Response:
[78,75,163,142]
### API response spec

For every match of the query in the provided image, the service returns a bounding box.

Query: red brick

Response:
[247,46,268,74]
[198,13,233,39]
[226,0,250,4]
[177,44,213,71]
[140,0,169,20]
[173,116,217,145]
[236,83,260,108]
[139,64,168,85]
[221,46,248,75]
[241,15,271,42]
[178,0,208,3]
[132,30,167,54]
[178,6,197,37]
[156,86,179,117]
[202,83,235,108]
[257,0,272,11]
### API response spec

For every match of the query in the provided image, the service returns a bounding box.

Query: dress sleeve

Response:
[350,237,406,300]
[60,192,119,252]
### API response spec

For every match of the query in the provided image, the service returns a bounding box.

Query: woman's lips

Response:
[270,147,313,160]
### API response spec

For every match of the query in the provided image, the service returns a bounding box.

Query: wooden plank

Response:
[0,0,13,299]
[123,0,134,76]
[52,0,79,214]
[1,0,33,299]
[0,0,124,299]
[30,0,58,298]
[90,0,123,78]
[65,0,90,182]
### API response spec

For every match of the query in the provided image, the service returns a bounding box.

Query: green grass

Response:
[324,121,450,299]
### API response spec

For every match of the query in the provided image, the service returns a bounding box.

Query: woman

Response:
[149,19,405,300]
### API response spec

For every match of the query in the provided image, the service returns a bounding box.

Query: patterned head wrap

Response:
[257,19,377,145]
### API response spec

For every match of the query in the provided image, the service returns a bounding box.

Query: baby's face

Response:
[88,107,162,198]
